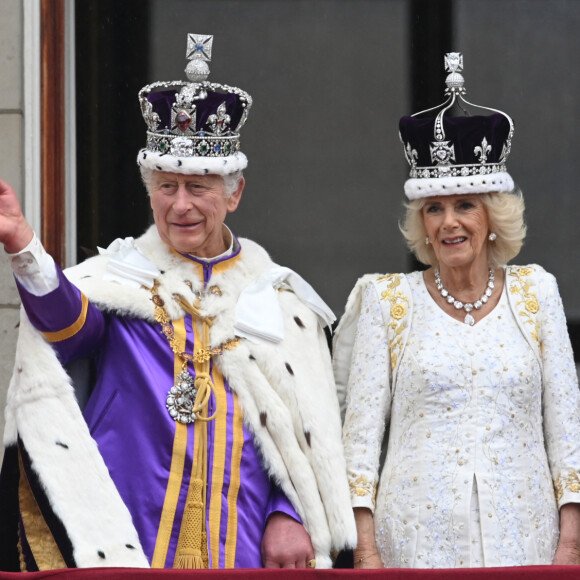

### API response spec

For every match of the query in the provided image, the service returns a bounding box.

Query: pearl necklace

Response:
[434,267,495,326]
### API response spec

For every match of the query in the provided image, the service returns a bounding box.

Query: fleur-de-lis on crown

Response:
[474,137,492,164]
[405,142,418,168]
[208,101,231,135]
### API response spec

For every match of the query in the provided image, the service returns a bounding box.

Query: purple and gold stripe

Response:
[41,293,89,343]
[151,317,189,568]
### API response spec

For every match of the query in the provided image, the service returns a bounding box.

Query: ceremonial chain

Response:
[434,267,494,326]
[150,282,238,423]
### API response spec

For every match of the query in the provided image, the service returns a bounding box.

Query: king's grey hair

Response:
[139,166,243,198]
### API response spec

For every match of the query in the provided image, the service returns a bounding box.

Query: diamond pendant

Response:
[166,370,198,424]
[464,313,475,326]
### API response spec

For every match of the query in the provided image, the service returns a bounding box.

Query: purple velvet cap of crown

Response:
[147,89,246,133]
[399,113,515,199]
[400,113,510,167]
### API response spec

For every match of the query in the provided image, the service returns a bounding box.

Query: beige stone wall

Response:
[0,0,24,462]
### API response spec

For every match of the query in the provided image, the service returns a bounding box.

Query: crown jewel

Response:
[137,34,252,175]
[399,53,515,199]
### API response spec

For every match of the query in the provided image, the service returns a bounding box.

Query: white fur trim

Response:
[404,171,514,199]
[136,148,248,175]
[5,314,149,568]
[5,227,356,567]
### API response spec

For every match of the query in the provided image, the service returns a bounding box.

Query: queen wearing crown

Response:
[334,53,580,568]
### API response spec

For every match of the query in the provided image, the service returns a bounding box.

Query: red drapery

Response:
[1,567,579,580]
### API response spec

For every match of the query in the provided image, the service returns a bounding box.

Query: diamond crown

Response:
[138,34,252,160]
[400,52,514,182]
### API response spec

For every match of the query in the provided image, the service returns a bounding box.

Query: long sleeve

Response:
[9,236,106,365]
[341,283,392,512]
[7,232,59,295]
[266,485,302,524]
[539,272,580,507]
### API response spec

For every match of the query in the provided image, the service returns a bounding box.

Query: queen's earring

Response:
[425,237,430,245]
[488,233,497,241]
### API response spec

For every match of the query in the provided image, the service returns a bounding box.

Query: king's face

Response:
[149,171,243,257]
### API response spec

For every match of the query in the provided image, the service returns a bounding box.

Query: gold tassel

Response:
[174,478,206,569]
[174,548,204,569]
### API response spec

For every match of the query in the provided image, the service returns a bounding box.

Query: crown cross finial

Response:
[444,52,465,96]
[185,34,213,82]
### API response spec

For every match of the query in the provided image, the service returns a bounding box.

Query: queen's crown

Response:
[399,53,515,199]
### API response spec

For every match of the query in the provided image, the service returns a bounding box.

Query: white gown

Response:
[340,268,580,568]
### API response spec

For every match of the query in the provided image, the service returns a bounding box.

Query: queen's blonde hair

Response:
[400,189,526,267]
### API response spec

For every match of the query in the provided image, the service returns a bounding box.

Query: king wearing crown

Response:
[0,34,356,571]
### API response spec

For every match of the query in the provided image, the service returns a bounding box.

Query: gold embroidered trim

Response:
[507,266,540,344]
[349,475,377,504]
[554,470,580,502]
[377,274,409,371]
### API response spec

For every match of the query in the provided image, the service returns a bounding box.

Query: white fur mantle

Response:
[4,226,356,569]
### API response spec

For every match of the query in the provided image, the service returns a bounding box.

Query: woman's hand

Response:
[0,178,34,253]
[553,503,580,565]
[353,507,384,569]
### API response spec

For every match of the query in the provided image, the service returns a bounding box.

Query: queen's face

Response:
[149,171,243,257]
[422,194,490,271]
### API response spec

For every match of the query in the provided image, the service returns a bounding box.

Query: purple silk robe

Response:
[17,245,298,568]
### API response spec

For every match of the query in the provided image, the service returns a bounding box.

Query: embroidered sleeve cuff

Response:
[349,474,377,511]
[555,470,580,508]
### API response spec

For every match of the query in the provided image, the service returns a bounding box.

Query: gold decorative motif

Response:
[377,274,409,371]
[349,474,377,504]
[525,299,539,314]
[554,470,580,502]
[192,339,239,363]
[390,304,407,320]
[151,283,239,366]
[507,266,540,344]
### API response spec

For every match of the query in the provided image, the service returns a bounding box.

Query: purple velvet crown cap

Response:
[147,90,247,134]
[399,112,515,199]
[399,113,511,167]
